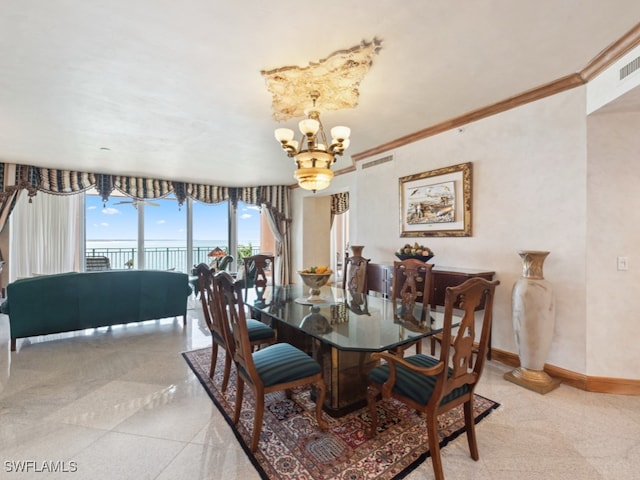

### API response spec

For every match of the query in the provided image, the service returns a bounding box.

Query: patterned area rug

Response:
[183,347,499,480]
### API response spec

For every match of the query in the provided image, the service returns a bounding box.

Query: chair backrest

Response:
[86,256,111,271]
[195,263,219,336]
[436,277,500,400]
[217,255,233,272]
[212,271,259,385]
[243,254,274,289]
[391,259,433,323]
[342,254,370,293]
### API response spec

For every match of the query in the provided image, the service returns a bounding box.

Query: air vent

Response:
[620,56,640,80]
[362,155,393,170]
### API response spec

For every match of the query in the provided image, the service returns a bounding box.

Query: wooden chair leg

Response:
[251,391,265,452]
[366,385,379,437]
[314,379,328,430]
[233,374,244,424]
[464,399,479,460]
[426,410,444,480]
[209,342,218,379]
[415,338,422,354]
[221,352,232,392]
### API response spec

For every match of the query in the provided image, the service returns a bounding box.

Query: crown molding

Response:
[350,22,640,164]
[351,74,584,162]
[580,22,640,81]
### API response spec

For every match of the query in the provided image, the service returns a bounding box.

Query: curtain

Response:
[258,185,292,285]
[3,162,294,281]
[330,192,349,227]
[0,164,40,233]
[9,192,79,282]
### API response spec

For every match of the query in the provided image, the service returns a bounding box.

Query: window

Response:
[85,191,138,270]
[84,192,271,274]
[142,194,186,271]
[237,201,262,261]
[192,200,229,268]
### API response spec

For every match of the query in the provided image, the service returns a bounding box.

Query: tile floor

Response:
[1,298,639,479]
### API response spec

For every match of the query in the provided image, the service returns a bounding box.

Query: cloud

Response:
[246,205,261,212]
[102,207,121,215]
[87,205,97,210]
[156,219,166,224]
[240,213,252,220]
[100,222,109,227]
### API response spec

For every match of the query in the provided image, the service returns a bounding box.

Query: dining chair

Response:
[342,253,370,294]
[242,254,274,289]
[216,254,233,272]
[212,271,328,452]
[242,254,275,313]
[390,258,434,354]
[195,263,276,392]
[366,277,500,480]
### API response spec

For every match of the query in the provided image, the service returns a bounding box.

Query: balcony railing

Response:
[85,246,261,273]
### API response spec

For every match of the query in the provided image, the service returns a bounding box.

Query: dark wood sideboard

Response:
[367,263,495,308]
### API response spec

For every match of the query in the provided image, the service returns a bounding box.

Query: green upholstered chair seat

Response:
[212,320,273,347]
[246,319,276,341]
[248,343,321,387]
[369,353,469,406]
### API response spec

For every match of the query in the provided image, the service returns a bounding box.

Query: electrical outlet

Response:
[617,256,629,271]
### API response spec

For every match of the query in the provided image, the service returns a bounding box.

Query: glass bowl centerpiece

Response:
[395,242,434,262]
[297,265,332,304]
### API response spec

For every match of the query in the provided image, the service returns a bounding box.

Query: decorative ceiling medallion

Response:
[261,38,382,121]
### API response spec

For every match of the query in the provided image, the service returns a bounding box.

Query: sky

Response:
[85,193,261,244]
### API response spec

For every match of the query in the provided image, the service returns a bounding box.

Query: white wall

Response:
[291,194,333,273]
[586,110,640,379]
[292,83,640,380]
[351,87,591,374]
[291,172,353,277]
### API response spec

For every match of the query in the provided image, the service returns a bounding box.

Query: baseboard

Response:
[490,348,640,395]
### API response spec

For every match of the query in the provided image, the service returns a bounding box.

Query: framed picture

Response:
[399,162,472,237]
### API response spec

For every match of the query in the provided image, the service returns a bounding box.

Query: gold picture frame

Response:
[399,162,472,237]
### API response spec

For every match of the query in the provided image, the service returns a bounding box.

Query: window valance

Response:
[0,163,292,231]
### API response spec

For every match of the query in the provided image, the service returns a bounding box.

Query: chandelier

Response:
[274,92,351,192]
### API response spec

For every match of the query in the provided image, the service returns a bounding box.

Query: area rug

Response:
[183,347,500,480]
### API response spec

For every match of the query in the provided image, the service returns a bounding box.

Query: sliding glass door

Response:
[192,200,229,269]
[142,194,186,271]
[85,191,138,270]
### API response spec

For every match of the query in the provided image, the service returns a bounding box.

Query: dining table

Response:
[247,284,459,417]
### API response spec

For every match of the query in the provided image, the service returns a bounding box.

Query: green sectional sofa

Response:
[0,270,192,351]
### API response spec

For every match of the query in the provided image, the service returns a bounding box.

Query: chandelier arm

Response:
[328,142,344,154]
[282,144,298,155]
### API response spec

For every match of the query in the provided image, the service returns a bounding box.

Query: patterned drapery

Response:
[0,164,40,232]
[330,191,349,226]
[331,192,349,215]
[0,163,294,283]
[1,163,292,218]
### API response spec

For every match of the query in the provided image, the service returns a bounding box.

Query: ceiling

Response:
[2,1,640,188]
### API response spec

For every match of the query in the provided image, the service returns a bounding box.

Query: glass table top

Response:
[247,285,454,352]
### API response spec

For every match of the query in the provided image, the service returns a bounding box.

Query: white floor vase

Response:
[504,250,561,394]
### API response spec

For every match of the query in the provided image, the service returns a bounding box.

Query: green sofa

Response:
[0,270,192,351]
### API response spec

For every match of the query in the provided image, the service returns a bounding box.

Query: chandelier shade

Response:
[274,92,350,193]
